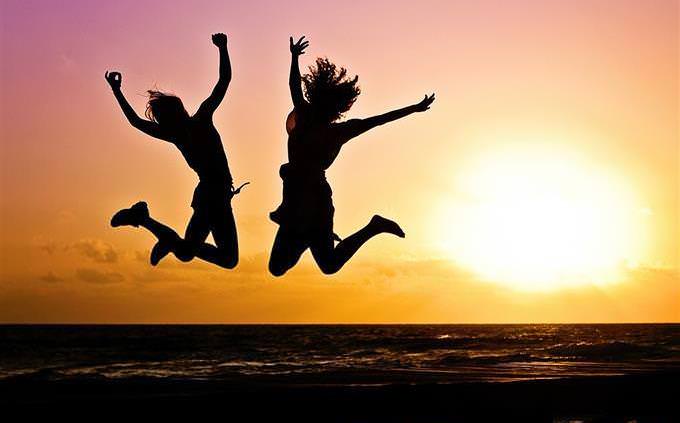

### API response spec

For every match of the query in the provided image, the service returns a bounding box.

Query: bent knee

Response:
[174,250,196,262]
[218,255,238,270]
[174,242,198,262]
[268,261,289,277]
[318,262,340,275]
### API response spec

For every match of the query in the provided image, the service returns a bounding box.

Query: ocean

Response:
[2,324,678,384]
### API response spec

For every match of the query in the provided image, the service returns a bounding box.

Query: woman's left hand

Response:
[414,93,435,112]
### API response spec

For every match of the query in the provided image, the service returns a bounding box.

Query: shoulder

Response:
[192,109,213,123]
[332,118,362,130]
[331,118,363,138]
[286,110,297,134]
[286,106,310,134]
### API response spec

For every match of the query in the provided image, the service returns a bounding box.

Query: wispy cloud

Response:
[76,268,124,284]
[70,239,119,263]
[40,271,63,283]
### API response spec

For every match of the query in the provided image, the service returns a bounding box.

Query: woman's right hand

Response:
[212,33,228,48]
[289,36,309,56]
[105,71,122,90]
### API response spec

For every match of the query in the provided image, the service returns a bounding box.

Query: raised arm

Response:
[336,94,435,143]
[196,33,231,118]
[289,36,309,107]
[104,71,170,141]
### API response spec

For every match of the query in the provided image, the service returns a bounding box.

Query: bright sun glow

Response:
[438,145,644,291]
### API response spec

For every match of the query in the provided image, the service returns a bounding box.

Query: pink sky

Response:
[0,0,677,322]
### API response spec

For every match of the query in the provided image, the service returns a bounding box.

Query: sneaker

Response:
[110,201,149,228]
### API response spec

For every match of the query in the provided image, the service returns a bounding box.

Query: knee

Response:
[318,262,340,275]
[268,261,288,277]
[174,251,195,262]
[219,255,238,270]
[174,241,198,262]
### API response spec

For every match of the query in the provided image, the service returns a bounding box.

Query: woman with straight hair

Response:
[106,33,244,269]
[269,36,435,276]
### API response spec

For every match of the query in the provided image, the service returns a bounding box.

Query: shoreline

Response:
[2,371,678,421]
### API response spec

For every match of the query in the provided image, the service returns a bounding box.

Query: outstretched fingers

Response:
[290,35,309,55]
[425,93,436,103]
[418,93,436,111]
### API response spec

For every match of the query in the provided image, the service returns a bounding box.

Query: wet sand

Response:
[2,371,678,422]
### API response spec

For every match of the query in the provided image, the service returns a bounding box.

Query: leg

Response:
[111,201,190,265]
[200,203,239,269]
[268,226,308,277]
[170,182,240,269]
[173,209,212,263]
[310,215,405,275]
[141,216,181,243]
[110,201,233,268]
[111,201,181,244]
[175,205,243,269]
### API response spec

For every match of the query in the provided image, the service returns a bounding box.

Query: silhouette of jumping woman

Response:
[106,33,244,269]
[268,36,434,276]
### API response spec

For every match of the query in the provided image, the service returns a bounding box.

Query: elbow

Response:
[217,78,230,91]
[129,117,145,129]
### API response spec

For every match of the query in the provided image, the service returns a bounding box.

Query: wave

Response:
[2,324,679,383]
[544,341,672,361]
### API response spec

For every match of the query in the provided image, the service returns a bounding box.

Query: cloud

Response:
[131,268,189,283]
[236,252,269,274]
[133,249,205,269]
[31,236,59,255]
[76,268,124,284]
[40,271,63,283]
[134,250,148,262]
[70,239,118,263]
[38,241,59,255]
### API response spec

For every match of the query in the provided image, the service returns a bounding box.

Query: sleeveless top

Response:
[270,108,340,231]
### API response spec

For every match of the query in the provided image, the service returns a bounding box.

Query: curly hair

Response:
[302,58,360,123]
[145,90,189,124]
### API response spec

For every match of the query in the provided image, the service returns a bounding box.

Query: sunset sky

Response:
[0,0,677,323]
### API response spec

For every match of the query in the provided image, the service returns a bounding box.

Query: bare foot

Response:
[370,215,405,238]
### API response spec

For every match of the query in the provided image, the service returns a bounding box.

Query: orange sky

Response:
[0,0,677,323]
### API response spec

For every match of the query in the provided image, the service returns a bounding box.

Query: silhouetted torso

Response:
[270,107,360,229]
[286,108,342,173]
[171,114,232,185]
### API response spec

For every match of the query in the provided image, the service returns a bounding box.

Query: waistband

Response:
[279,163,326,180]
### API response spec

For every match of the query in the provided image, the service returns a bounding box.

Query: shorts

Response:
[270,164,334,238]
[191,180,232,214]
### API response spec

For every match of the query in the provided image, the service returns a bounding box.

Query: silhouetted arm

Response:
[289,36,309,107]
[105,71,171,141]
[196,33,231,118]
[336,94,435,143]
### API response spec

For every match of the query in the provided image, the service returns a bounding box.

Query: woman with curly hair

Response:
[269,36,435,276]
[105,33,245,269]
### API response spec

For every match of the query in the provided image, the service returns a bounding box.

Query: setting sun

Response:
[1,0,676,324]
[438,143,645,291]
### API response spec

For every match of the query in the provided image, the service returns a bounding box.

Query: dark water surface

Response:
[1,324,678,383]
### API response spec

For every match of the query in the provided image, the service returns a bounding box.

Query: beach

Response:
[3,371,679,421]
[1,324,678,421]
